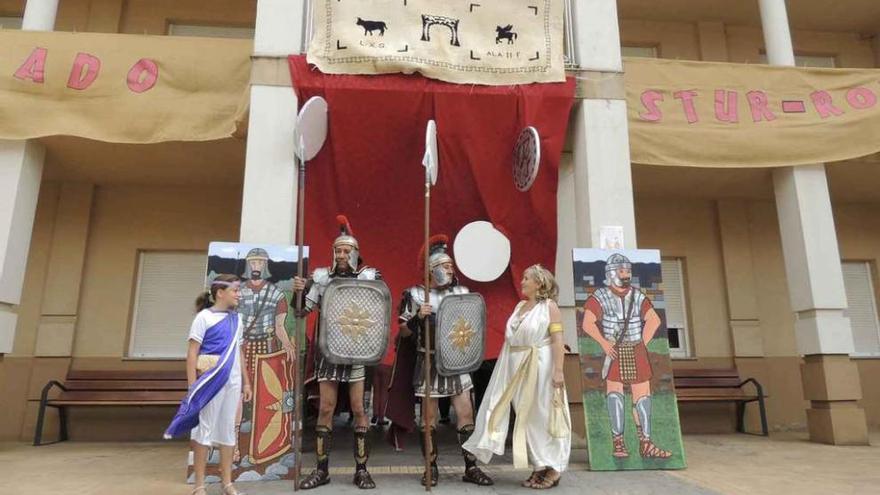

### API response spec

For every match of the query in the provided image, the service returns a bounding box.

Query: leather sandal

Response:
[530,470,561,490]
[353,468,376,489]
[223,482,246,495]
[299,468,331,490]
[421,464,439,487]
[462,466,494,486]
[522,469,547,488]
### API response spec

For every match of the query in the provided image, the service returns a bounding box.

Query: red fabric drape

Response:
[288,55,575,363]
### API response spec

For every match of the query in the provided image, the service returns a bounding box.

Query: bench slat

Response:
[673,377,743,388]
[54,391,185,402]
[675,388,753,398]
[677,396,758,403]
[672,368,739,378]
[66,370,186,381]
[64,380,188,391]
[47,400,182,406]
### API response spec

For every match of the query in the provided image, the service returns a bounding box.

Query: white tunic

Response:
[463,300,571,471]
[188,309,243,447]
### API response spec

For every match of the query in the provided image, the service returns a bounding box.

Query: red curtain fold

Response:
[288,55,574,362]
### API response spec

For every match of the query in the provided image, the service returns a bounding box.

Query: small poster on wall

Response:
[571,248,686,471]
[188,242,309,483]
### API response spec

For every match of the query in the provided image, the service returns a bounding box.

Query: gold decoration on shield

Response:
[337,303,376,339]
[449,317,475,352]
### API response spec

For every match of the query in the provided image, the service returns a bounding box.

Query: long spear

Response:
[422,164,434,491]
[291,96,328,491]
[293,135,306,491]
[421,120,438,491]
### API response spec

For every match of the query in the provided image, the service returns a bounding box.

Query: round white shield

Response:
[453,221,512,282]
[423,120,439,186]
[295,96,329,161]
[513,126,541,192]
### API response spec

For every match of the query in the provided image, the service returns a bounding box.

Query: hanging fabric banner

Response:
[306,0,566,85]
[625,57,880,168]
[0,30,251,144]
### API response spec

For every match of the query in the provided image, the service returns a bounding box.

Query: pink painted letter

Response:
[746,91,777,122]
[639,90,664,122]
[674,90,700,124]
[845,87,877,110]
[67,52,101,90]
[14,47,48,83]
[127,58,159,93]
[714,90,739,123]
[810,91,845,119]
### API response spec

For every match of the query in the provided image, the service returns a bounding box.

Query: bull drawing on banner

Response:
[356,17,388,36]
[496,24,517,44]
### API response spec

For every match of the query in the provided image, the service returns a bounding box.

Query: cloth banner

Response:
[0,30,251,143]
[306,0,566,85]
[625,57,880,168]
[288,55,575,361]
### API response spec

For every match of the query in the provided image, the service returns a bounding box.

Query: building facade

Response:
[0,0,878,446]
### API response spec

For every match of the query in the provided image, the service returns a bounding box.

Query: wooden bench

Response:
[673,368,768,436]
[34,369,188,446]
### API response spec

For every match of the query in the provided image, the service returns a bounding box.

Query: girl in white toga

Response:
[464,264,571,489]
[165,274,252,495]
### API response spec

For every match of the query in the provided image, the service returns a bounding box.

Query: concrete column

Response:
[872,34,880,68]
[34,184,94,357]
[1,0,60,354]
[759,0,868,445]
[21,0,59,31]
[569,0,637,249]
[0,141,45,353]
[717,200,764,357]
[697,21,730,62]
[240,0,305,244]
[85,0,124,33]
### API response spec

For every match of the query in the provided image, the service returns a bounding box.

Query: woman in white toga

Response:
[464,264,571,489]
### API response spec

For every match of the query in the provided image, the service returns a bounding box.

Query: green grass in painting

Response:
[581,390,686,470]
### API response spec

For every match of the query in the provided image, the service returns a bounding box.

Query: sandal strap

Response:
[354,469,376,489]
[531,471,561,489]
[300,469,330,489]
[464,466,493,485]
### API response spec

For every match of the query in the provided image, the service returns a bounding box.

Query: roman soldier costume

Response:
[298,215,383,490]
[393,235,493,487]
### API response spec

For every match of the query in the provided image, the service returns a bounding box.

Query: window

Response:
[168,24,254,39]
[621,46,658,58]
[842,262,880,357]
[661,258,691,358]
[758,54,836,68]
[0,16,22,29]
[129,251,207,358]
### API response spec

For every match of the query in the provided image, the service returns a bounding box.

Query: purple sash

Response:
[164,312,239,439]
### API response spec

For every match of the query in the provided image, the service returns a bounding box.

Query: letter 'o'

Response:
[127,58,159,93]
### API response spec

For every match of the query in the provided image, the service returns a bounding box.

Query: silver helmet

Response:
[604,253,632,288]
[333,215,360,272]
[424,234,454,287]
[243,247,271,280]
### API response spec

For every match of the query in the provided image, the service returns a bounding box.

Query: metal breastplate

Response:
[240,283,283,339]
[404,285,469,350]
[306,266,380,312]
[594,287,645,344]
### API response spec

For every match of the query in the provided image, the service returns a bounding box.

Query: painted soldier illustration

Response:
[240,248,296,371]
[581,253,672,459]
[238,248,296,461]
